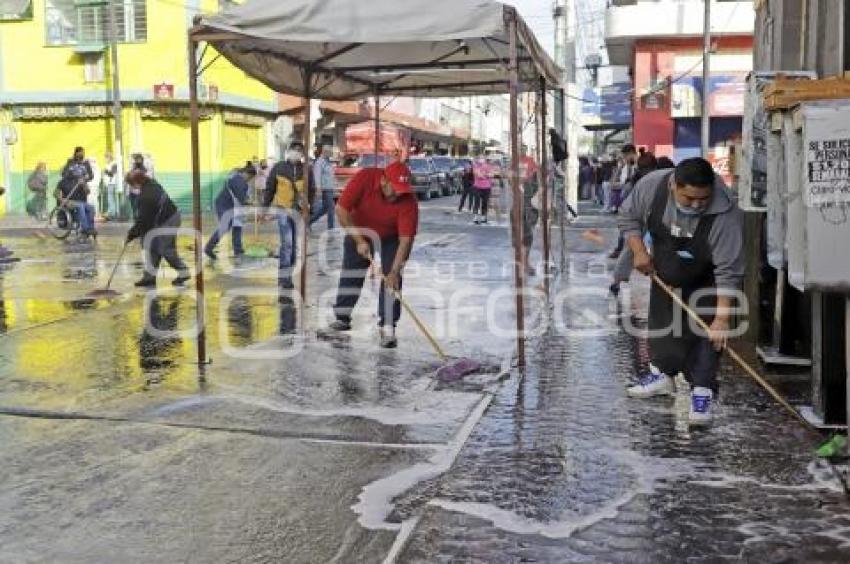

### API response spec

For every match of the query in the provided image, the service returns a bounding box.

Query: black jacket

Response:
[59,159,93,202]
[263,160,315,208]
[127,179,178,242]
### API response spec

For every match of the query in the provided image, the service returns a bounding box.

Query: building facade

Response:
[0,0,278,215]
[605,0,754,176]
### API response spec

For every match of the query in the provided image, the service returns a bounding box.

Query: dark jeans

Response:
[458,186,474,211]
[310,189,336,229]
[333,235,401,327]
[648,282,720,392]
[205,213,244,255]
[143,212,189,279]
[472,189,490,217]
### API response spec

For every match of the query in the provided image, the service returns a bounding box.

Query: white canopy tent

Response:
[187,0,563,368]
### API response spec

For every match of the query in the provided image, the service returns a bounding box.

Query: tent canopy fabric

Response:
[190,0,561,100]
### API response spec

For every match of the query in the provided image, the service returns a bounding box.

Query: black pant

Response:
[333,236,401,327]
[648,282,720,392]
[472,189,490,216]
[143,212,189,279]
[458,186,474,211]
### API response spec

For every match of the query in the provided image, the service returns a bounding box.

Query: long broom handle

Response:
[370,259,448,361]
[105,241,129,291]
[651,273,818,433]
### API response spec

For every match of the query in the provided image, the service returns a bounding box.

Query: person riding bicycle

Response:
[57,146,97,236]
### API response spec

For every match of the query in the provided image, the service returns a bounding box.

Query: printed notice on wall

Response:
[804,109,850,207]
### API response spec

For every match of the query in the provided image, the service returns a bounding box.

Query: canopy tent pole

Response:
[299,78,312,312]
[539,78,550,300]
[508,14,526,368]
[374,89,381,161]
[188,37,207,370]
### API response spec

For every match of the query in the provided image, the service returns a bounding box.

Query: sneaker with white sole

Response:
[379,326,398,348]
[689,387,713,426]
[627,368,674,398]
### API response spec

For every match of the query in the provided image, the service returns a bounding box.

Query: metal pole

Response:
[508,14,526,368]
[557,88,567,272]
[540,78,550,300]
[188,37,207,367]
[374,89,381,160]
[846,297,850,459]
[701,0,711,158]
[300,81,312,308]
[107,0,124,209]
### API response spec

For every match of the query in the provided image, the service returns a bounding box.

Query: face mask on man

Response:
[286,151,303,163]
[130,187,141,196]
[676,203,704,216]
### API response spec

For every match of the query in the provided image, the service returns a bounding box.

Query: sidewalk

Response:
[391,210,850,562]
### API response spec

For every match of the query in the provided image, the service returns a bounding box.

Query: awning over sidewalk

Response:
[190,0,562,99]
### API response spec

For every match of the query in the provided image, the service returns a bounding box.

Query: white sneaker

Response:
[688,387,714,426]
[627,367,674,398]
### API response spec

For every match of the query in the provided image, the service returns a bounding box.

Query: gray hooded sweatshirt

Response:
[618,168,745,291]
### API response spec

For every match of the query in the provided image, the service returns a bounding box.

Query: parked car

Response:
[407,157,441,200]
[334,153,391,195]
[430,156,458,196]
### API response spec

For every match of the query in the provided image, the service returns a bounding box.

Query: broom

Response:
[244,204,272,258]
[370,258,482,382]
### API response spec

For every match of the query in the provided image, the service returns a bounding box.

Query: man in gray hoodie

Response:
[618,157,744,427]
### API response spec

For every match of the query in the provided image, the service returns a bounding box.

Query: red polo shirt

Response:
[338,168,419,239]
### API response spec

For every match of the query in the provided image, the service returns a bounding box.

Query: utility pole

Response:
[701,0,711,158]
[553,0,566,136]
[107,0,124,191]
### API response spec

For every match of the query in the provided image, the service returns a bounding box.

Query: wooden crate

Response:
[763,77,850,111]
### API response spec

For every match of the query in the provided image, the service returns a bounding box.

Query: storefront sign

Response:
[12,104,110,120]
[153,83,175,100]
[223,111,267,127]
[141,105,213,120]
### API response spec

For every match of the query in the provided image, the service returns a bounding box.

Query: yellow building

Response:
[0,0,277,215]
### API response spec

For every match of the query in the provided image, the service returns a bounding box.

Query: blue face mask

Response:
[676,203,704,216]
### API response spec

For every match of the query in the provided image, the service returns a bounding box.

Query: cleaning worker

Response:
[619,157,744,427]
[328,161,419,348]
[264,143,313,289]
[204,161,256,261]
[125,169,190,287]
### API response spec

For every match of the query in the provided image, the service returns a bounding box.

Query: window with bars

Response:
[45,0,147,46]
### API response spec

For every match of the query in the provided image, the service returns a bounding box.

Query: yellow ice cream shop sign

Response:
[12,105,111,120]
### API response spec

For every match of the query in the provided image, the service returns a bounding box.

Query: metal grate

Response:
[45,0,146,46]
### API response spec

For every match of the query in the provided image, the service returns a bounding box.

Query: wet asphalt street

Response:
[0,197,848,563]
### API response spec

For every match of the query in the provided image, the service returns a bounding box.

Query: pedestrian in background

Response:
[264,143,312,289]
[471,156,492,225]
[125,169,190,288]
[458,159,475,213]
[87,156,101,220]
[205,161,256,261]
[103,152,119,220]
[310,144,337,229]
[516,145,540,276]
[609,144,638,213]
[26,162,48,220]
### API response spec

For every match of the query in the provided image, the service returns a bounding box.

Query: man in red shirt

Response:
[329,161,419,348]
